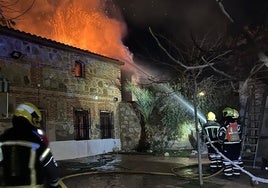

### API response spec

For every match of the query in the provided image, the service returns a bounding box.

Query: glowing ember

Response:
[6,0,133,64]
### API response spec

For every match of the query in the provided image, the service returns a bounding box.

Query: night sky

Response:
[114,0,224,54]
[114,0,268,50]
[113,0,268,78]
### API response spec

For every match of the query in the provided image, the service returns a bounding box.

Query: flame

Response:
[8,0,133,64]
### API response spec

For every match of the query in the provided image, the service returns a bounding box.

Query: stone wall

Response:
[0,28,123,142]
[119,102,141,151]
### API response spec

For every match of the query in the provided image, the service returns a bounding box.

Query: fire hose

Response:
[58,128,268,187]
[202,127,268,185]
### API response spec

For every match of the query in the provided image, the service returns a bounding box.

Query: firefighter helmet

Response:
[233,109,239,119]
[222,107,233,117]
[207,111,216,121]
[14,102,42,127]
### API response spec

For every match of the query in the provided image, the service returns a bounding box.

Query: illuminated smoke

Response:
[8,0,133,64]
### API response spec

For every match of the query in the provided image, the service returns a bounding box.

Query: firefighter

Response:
[202,111,222,172]
[0,102,60,187]
[232,108,244,174]
[218,107,242,178]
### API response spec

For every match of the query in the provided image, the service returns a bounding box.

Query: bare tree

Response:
[145,2,267,186]
[215,0,268,80]
[147,15,244,187]
[0,0,35,28]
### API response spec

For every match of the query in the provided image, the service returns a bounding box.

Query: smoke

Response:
[7,0,133,64]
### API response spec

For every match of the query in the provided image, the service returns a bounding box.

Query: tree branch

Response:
[149,27,230,70]
[201,56,237,80]
[215,0,268,77]
[215,0,234,23]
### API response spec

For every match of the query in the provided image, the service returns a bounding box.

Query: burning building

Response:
[0,26,123,160]
[0,0,145,159]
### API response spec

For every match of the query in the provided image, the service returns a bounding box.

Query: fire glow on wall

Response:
[6,0,133,65]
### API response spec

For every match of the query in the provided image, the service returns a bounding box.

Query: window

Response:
[74,109,90,140]
[74,61,85,78]
[100,111,114,139]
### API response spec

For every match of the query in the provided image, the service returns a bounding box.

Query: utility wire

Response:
[0,0,35,20]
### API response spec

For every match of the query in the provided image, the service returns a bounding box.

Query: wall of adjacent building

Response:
[239,79,268,163]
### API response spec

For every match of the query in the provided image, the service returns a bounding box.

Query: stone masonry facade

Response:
[0,27,123,142]
[119,102,141,151]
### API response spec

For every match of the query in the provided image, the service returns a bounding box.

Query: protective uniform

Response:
[202,112,222,172]
[0,102,60,187]
[218,107,243,177]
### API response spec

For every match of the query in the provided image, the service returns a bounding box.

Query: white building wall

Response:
[50,139,121,160]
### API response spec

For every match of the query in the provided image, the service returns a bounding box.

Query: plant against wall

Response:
[151,84,193,151]
[125,81,159,152]
[151,75,239,151]
[125,77,238,153]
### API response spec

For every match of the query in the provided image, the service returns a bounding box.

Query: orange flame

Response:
[10,0,133,64]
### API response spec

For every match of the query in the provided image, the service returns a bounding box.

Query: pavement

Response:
[57,153,268,188]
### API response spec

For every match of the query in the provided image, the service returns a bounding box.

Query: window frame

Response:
[74,60,85,78]
[74,109,90,140]
[100,110,114,139]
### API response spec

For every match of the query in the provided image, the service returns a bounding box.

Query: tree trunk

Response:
[130,102,151,152]
[137,117,150,152]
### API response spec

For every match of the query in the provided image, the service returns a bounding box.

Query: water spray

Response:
[153,84,207,123]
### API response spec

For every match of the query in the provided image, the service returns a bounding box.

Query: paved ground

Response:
[57,153,268,188]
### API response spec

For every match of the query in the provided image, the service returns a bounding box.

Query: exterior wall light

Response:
[10,51,23,59]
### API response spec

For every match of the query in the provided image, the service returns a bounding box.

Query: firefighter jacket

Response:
[202,121,221,144]
[0,123,59,187]
[218,118,241,144]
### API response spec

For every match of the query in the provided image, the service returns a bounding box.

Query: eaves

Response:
[0,26,124,66]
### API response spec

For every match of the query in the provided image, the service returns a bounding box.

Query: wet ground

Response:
[58,153,268,188]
